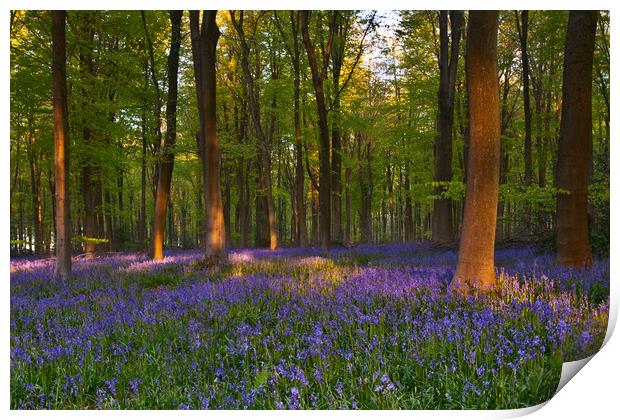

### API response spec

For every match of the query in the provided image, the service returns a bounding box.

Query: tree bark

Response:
[331,12,348,245]
[301,10,336,251]
[230,11,278,250]
[432,11,463,243]
[290,12,307,247]
[78,11,98,257]
[52,10,71,280]
[556,11,597,269]
[450,11,500,295]
[152,11,182,260]
[516,11,533,188]
[191,11,226,263]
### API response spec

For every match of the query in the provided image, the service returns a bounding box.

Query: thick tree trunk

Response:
[152,11,182,260]
[191,11,226,262]
[556,11,597,269]
[52,10,71,280]
[432,11,463,243]
[450,11,500,295]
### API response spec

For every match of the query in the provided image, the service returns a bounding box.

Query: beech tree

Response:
[301,10,336,251]
[151,11,182,260]
[51,10,71,280]
[431,10,463,244]
[191,10,226,263]
[230,10,278,250]
[555,11,598,268]
[450,11,500,294]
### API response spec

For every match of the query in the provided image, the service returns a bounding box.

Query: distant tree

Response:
[432,10,463,244]
[152,11,182,260]
[230,10,278,250]
[190,10,226,263]
[450,11,500,294]
[301,10,336,251]
[51,10,71,280]
[556,11,598,268]
[274,11,307,247]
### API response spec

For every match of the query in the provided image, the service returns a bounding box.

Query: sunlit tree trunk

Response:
[191,11,226,263]
[152,11,182,260]
[556,11,597,269]
[52,10,71,280]
[450,11,500,295]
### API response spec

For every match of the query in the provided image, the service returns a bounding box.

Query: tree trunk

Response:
[556,11,597,269]
[358,132,373,243]
[301,10,336,251]
[290,12,307,247]
[404,169,413,242]
[516,11,533,189]
[27,123,43,255]
[191,11,226,263]
[450,11,500,295]
[344,166,352,244]
[52,10,71,280]
[432,11,463,243]
[331,12,347,245]
[230,11,278,250]
[152,11,182,260]
[78,11,98,257]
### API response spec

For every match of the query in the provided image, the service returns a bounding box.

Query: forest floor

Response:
[10,243,609,409]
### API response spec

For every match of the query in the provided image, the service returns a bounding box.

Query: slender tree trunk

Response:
[141,11,163,190]
[290,12,307,247]
[358,132,373,243]
[301,10,336,251]
[152,11,182,260]
[27,124,43,255]
[52,10,71,280]
[311,185,319,245]
[230,11,278,250]
[516,11,533,190]
[331,12,347,245]
[344,166,352,245]
[556,11,597,269]
[432,11,463,244]
[404,169,413,242]
[450,11,500,295]
[497,60,513,243]
[77,11,98,257]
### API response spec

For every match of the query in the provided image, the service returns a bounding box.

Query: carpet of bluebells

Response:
[10,244,609,409]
